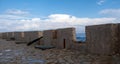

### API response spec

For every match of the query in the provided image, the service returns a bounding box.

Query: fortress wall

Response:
[7,32,14,40]
[43,30,56,46]
[0,33,2,39]
[24,31,43,44]
[2,32,8,39]
[86,24,118,55]
[56,28,76,49]
[14,32,24,42]
[71,43,87,53]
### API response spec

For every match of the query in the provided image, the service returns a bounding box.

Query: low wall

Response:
[7,32,14,41]
[24,31,43,44]
[14,32,24,42]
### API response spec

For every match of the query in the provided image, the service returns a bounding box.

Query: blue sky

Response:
[0,0,120,33]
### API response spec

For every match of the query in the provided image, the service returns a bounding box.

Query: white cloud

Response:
[0,9,118,33]
[48,14,74,22]
[100,9,120,17]
[97,0,106,5]
[6,14,116,33]
[0,14,26,20]
[5,9,29,16]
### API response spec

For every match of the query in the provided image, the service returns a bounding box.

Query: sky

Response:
[0,0,120,33]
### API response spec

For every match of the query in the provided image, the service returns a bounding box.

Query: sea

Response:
[76,33,86,42]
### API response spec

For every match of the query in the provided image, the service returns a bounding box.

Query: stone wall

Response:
[2,32,8,39]
[7,32,14,40]
[71,43,87,53]
[43,30,56,46]
[56,28,76,49]
[24,31,43,44]
[0,33,2,39]
[42,28,76,49]
[115,23,120,55]
[86,23,119,55]
[14,32,24,42]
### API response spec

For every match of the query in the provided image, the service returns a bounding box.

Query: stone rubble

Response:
[0,39,120,64]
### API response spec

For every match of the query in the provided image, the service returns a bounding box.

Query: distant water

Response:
[76,33,86,42]
[76,37,86,42]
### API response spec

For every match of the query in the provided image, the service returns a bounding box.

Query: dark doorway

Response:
[63,39,66,49]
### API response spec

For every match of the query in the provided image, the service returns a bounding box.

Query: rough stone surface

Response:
[86,24,120,55]
[56,28,76,49]
[2,32,8,39]
[43,30,55,46]
[42,28,76,49]
[0,39,119,64]
[0,40,120,64]
[24,31,43,44]
[71,43,87,54]
[14,32,25,42]
[7,32,14,41]
[0,33,2,39]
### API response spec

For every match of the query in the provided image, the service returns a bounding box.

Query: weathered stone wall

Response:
[115,23,120,55]
[2,32,8,39]
[56,28,76,49]
[42,28,76,49]
[86,24,119,55]
[0,33,2,39]
[43,30,56,46]
[71,43,87,53]
[24,31,43,44]
[14,32,24,42]
[7,32,14,40]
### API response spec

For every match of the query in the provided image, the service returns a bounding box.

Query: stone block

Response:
[7,32,14,40]
[86,23,119,55]
[2,32,8,39]
[14,32,24,42]
[24,31,43,44]
[71,43,87,53]
[0,33,2,39]
[56,28,76,49]
[43,30,56,46]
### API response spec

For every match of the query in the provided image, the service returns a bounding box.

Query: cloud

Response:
[5,9,29,16]
[0,9,118,33]
[100,8,120,17]
[0,13,117,32]
[97,0,106,5]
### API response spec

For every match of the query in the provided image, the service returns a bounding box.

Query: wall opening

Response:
[76,33,86,43]
[63,39,66,48]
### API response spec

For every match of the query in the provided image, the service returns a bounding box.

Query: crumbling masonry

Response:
[86,23,120,55]
[0,23,120,56]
